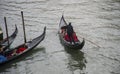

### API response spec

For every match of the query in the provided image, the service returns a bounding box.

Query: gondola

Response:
[0,25,18,52]
[59,15,85,50]
[0,26,46,65]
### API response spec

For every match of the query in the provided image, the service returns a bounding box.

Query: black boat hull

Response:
[0,27,46,65]
[59,33,85,50]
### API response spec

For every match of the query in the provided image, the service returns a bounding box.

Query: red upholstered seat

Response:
[73,33,78,42]
[16,47,26,53]
[64,34,70,42]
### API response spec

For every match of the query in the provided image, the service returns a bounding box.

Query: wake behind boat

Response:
[59,15,85,50]
[0,26,46,65]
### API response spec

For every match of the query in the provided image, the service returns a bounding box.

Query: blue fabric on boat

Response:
[0,55,7,63]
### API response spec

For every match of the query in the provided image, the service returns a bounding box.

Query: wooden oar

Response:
[4,17,9,46]
[21,11,27,43]
[78,35,101,48]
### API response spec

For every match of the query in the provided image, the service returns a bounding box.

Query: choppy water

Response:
[0,0,120,74]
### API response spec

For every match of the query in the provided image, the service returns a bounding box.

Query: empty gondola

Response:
[0,11,46,64]
[0,26,46,65]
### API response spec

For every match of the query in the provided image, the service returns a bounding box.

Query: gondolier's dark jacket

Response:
[67,23,74,36]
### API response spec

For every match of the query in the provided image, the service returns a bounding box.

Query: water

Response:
[0,0,120,74]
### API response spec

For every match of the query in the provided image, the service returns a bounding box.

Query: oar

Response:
[21,11,27,43]
[4,17,9,47]
[78,35,101,48]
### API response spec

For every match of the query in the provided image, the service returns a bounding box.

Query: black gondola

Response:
[0,27,46,65]
[59,15,85,50]
[0,25,18,52]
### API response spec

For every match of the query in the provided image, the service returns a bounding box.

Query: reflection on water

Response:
[0,47,46,74]
[65,48,87,73]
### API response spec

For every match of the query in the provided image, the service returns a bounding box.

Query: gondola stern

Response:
[15,24,18,34]
[15,24,18,31]
[10,24,18,38]
[43,26,46,39]
[44,26,46,34]
[80,38,85,49]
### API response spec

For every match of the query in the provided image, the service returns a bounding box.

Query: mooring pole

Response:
[21,11,27,43]
[4,17,9,46]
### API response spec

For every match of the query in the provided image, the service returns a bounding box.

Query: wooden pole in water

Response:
[4,17,10,46]
[21,11,27,43]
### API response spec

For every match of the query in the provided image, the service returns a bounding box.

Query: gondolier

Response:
[66,22,75,44]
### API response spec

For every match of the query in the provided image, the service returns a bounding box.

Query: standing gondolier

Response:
[67,22,75,44]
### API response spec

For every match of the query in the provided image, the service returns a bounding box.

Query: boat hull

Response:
[0,27,46,65]
[59,33,85,50]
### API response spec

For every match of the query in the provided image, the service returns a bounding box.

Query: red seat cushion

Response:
[64,34,70,42]
[73,33,78,42]
[16,47,26,53]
